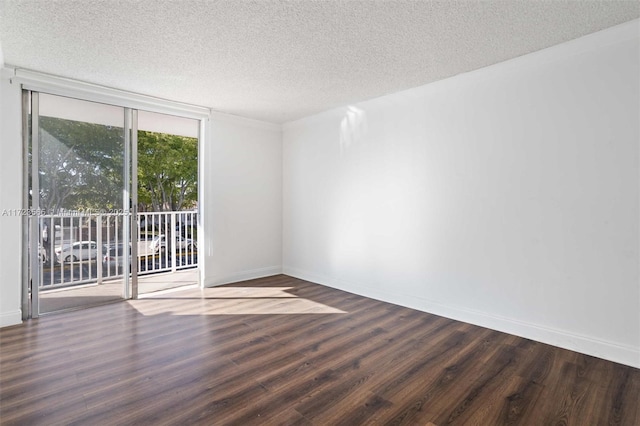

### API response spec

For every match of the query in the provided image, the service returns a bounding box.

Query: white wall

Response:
[0,67,24,327]
[202,113,282,286]
[283,21,640,368]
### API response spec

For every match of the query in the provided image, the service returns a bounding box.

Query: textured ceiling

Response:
[1,1,638,124]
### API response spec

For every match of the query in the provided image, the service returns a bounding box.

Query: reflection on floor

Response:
[39,269,199,314]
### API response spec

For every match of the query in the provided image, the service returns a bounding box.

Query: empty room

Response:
[0,1,639,425]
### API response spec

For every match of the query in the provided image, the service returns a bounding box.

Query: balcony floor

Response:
[39,268,199,314]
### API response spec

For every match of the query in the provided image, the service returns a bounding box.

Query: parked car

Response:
[137,233,157,256]
[102,244,127,274]
[38,244,48,263]
[102,244,136,273]
[55,241,99,263]
[102,243,171,274]
[149,235,197,254]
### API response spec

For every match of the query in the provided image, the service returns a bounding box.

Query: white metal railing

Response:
[35,211,197,290]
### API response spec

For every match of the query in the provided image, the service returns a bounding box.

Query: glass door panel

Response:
[32,93,130,314]
[136,111,200,294]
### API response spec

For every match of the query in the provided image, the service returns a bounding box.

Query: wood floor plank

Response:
[299,327,472,424]
[1,274,639,425]
[428,343,523,425]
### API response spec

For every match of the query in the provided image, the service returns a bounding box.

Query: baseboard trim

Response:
[283,266,640,369]
[204,266,282,287]
[0,309,22,328]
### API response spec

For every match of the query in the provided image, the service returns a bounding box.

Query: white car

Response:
[149,235,197,254]
[55,241,99,263]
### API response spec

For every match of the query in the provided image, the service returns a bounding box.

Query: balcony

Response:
[34,211,198,312]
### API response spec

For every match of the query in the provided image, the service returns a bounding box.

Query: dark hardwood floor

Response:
[1,274,638,425]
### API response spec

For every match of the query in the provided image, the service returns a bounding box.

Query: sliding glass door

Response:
[23,90,202,318]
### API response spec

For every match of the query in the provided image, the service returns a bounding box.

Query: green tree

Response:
[38,117,124,212]
[137,131,198,212]
[37,118,198,213]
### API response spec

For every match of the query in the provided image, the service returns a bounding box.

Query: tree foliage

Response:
[39,117,124,212]
[137,131,198,212]
[37,117,197,213]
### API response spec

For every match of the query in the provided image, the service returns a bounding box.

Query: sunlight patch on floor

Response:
[129,286,347,315]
